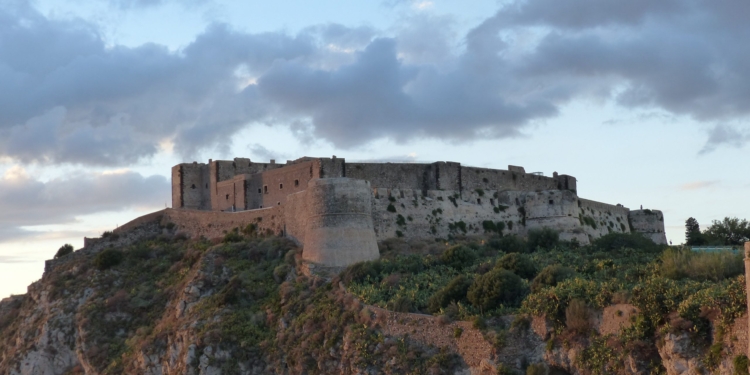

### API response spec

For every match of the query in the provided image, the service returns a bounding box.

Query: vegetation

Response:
[54,244,74,259]
[343,229,747,372]
[685,216,750,246]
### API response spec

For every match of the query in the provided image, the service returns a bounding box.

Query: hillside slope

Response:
[1,228,749,375]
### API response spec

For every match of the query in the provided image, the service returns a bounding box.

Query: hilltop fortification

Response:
[168,156,667,268]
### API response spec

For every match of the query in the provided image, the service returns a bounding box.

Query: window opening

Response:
[264,186,268,193]
[191,184,196,189]
[549,200,554,204]
[279,183,283,189]
[258,188,262,194]
[477,199,481,204]
[225,194,229,200]
[295,179,299,187]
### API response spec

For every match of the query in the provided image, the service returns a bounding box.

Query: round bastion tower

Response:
[302,178,380,267]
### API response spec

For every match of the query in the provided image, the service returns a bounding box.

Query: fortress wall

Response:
[460,166,558,192]
[283,190,308,245]
[370,188,526,241]
[209,158,286,210]
[628,210,668,245]
[578,198,631,241]
[434,162,461,191]
[215,179,237,211]
[246,161,316,210]
[163,207,284,240]
[345,162,437,190]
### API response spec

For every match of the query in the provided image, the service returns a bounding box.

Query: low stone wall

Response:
[162,207,284,239]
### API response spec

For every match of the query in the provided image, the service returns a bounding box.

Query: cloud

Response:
[0,165,169,243]
[679,180,719,191]
[247,144,287,162]
[1,0,750,165]
[699,125,748,154]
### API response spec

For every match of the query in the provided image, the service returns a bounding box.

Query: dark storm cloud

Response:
[0,168,170,242]
[1,0,749,165]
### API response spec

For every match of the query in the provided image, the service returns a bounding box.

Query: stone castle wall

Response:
[578,198,632,241]
[157,156,668,268]
[628,209,668,245]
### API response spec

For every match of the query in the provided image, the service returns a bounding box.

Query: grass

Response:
[659,247,743,281]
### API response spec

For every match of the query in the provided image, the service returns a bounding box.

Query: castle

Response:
[169,156,667,268]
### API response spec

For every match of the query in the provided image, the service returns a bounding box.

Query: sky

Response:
[1,0,749,299]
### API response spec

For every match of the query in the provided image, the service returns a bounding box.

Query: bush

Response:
[526,363,548,375]
[733,355,749,375]
[527,228,559,251]
[94,248,124,270]
[441,245,476,270]
[531,265,575,293]
[660,248,743,281]
[565,299,591,335]
[592,232,659,252]
[223,228,243,243]
[388,295,413,312]
[467,269,527,311]
[341,260,384,285]
[54,244,74,259]
[487,235,526,253]
[496,253,537,279]
[427,275,473,313]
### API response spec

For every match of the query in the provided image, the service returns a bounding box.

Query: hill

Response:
[0,227,748,374]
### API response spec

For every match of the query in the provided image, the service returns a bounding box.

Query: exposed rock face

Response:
[658,332,705,375]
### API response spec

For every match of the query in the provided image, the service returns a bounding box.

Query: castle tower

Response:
[628,210,668,245]
[302,178,379,267]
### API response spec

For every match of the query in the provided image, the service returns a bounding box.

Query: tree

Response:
[704,217,750,246]
[684,217,706,246]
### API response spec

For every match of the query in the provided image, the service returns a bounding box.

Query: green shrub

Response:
[341,260,383,285]
[467,269,527,311]
[223,229,243,243]
[482,220,498,233]
[396,214,406,226]
[388,295,414,312]
[54,244,74,259]
[565,299,591,335]
[526,363,548,375]
[472,316,487,330]
[733,355,749,375]
[94,248,124,270]
[592,232,659,252]
[660,248,743,281]
[428,275,473,313]
[441,245,476,270]
[475,188,485,196]
[531,265,575,293]
[242,223,257,236]
[273,264,291,283]
[387,204,397,213]
[527,228,559,251]
[101,230,120,241]
[453,327,463,338]
[487,235,526,253]
[496,253,537,279]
